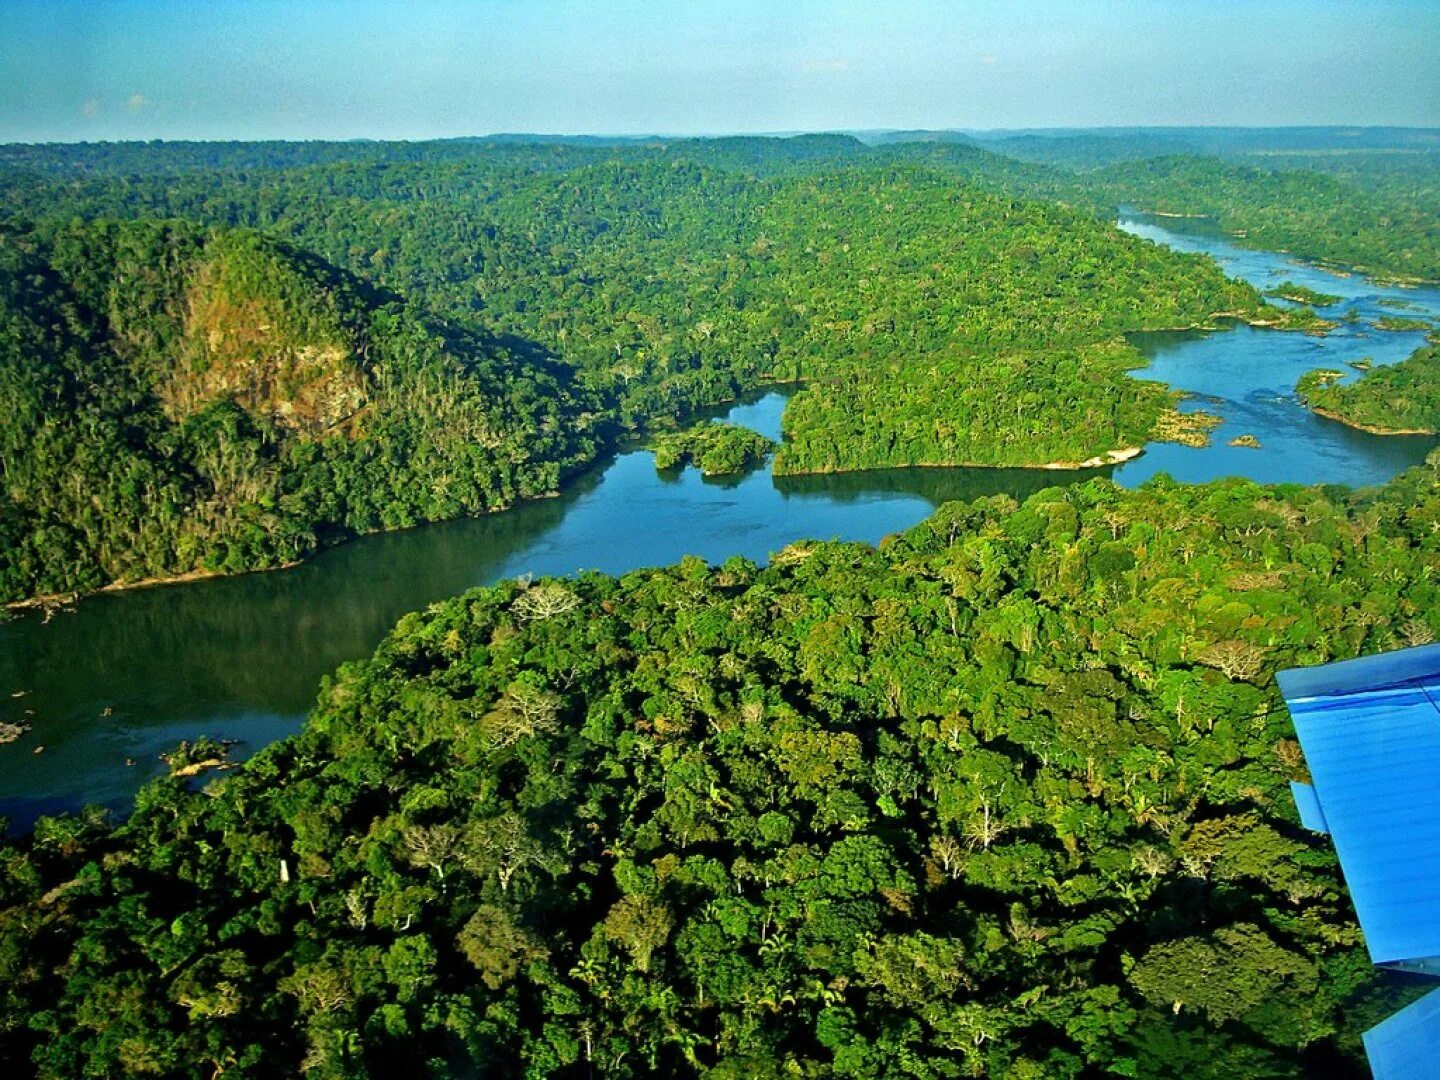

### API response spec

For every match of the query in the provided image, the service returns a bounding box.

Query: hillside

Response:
[4,134,1436,285]
[0,220,600,604]
[3,457,1438,1076]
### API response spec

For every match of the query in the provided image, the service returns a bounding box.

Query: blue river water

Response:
[1113,211,1438,486]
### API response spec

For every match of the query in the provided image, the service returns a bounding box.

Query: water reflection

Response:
[773,464,1080,506]
[0,389,1106,827]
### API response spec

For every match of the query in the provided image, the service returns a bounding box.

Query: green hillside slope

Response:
[0,220,599,603]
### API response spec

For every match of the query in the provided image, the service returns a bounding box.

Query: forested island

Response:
[652,423,776,476]
[1263,282,1341,307]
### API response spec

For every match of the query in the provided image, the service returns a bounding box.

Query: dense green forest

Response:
[0,219,600,603]
[1298,341,1440,434]
[894,131,1440,282]
[3,145,1308,603]
[4,132,1440,1076]
[5,131,1434,282]
[774,340,1170,473]
[2,132,1432,603]
[3,457,1440,1076]
[652,422,776,476]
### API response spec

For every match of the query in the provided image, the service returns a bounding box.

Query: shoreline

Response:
[1126,209,1438,288]
[1307,405,1435,437]
[2,492,571,613]
[1132,207,1213,220]
[772,445,1144,477]
[5,559,305,613]
[1039,446,1144,470]
[3,382,802,614]
[1131,312,1318,335]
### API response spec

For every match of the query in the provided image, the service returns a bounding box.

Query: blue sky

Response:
[1,0,1436,142]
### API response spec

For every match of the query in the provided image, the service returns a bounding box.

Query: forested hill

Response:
[5,130,1435,281]
[879,129,1440,283]
[1095,155,1440,284]
[0,219,600,603]
[3,153,1302,601]
[3,458,1438,1076]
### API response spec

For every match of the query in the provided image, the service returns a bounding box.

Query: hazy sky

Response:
[2,0,1437,142]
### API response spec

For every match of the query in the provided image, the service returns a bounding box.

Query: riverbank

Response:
[1133,207,1212,220]
[1039,446,1144,470]
[772,446,1141,476]
[1308,405,1435,437]
[1123,208,1439,289]
[1213,309,1335,332]
[1132,311,1328,335]
[3,380,812,614]
[4,560,305,614]
[2,482,586,612]
[8,210,1439,829]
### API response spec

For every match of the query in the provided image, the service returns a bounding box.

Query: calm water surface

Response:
[1113,211,1438,486]
[2,216,1437,826]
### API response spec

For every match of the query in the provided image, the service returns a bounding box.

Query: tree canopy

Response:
[1297,341,1440,435]
[3,454,1440,1076]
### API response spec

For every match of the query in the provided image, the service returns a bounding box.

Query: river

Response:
[1114,210,1439,486]
[1,214,1436,828]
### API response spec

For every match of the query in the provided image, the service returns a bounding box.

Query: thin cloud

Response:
[801,59,850,74]
[979,55,999,65]
[126,93,150,112]
[81,98,100,117]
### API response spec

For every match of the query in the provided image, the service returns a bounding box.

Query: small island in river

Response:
[651,421,776,476]
[1264,280,1342,307]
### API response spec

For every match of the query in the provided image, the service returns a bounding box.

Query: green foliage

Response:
[6,456,1440,1075]
[3,146,1311,599]
[2,131,1436,1078]
[776,340,1175,472]
[0,219,600,603]
[652,422,774,475]
[1095,155,1440,283]
[1263,281,1342,307]
[1130,923,1319,1026]
[1298,342,1440,434]
[1374,315,1433,332]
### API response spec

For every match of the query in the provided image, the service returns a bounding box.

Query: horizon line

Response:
[5,123,1440,148]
